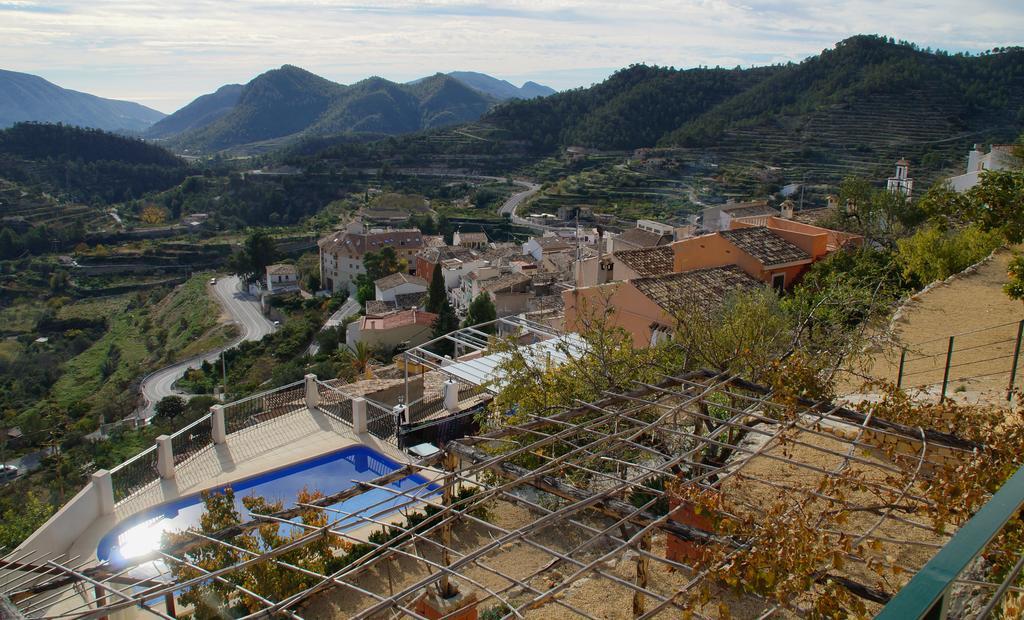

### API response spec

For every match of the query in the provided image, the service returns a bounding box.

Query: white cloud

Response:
[1,0,1021,112]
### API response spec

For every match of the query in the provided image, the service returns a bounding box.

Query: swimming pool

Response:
[97,444,437,570]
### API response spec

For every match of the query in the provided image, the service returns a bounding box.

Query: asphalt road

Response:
[308,296,361,355]
[136,275,276,418]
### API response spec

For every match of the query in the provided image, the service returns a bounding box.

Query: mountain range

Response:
[0,69,165,132]
[0,67,556,152]
[149,66,504,152]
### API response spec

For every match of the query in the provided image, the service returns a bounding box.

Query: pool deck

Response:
[68,406,415,565]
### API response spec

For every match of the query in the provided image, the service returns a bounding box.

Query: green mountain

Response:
[0,69,165,132]
[165,66,497,152]
[486,36,1024,157]
[0,122,187,203]
[146,83,244,139]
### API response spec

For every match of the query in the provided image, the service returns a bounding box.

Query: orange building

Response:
[563,265,761,347]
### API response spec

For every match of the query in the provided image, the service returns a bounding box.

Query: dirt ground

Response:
[841,248,1024,404]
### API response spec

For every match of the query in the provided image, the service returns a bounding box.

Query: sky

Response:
[2,0,1023,114]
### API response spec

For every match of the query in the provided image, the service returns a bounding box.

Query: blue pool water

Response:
[97,445,437,569]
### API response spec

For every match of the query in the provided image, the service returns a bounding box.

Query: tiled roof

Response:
[362,309,437,331]
[417,245,479,264]
[365,300,396,315]
[613,246,674,277]
[619,227,672,248]
[318,228,423,256]
[266,263,297,276]
[394,291,427,308]
[719,226,810,266]
[482,272,532,294]
[631,265,762,313]
[456,231,488,243]
[375,272,428,290]
[532,236,575,250]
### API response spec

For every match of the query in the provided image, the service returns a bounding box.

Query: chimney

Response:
[780,199,795,220]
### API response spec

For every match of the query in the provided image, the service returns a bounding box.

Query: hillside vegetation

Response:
[160,66,497,153]
[0,122,188,203]
[488,36,1024,154]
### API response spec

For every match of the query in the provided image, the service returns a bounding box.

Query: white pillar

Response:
[443,380,459,413]
[305,374,319,412]
[352,397,368,434]
[156,435,175,479]
[92,469,115,516]
[211,405,226,445]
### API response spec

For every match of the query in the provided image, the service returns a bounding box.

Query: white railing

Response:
[108,375,346,505]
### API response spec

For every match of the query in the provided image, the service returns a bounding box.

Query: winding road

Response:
[136,275,276,419]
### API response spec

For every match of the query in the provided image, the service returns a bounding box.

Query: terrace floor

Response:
[68,407,410,566]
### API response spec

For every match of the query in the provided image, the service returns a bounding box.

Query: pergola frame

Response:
[2,369,981,619]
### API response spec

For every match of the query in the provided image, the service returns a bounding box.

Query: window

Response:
[772,273,786,293]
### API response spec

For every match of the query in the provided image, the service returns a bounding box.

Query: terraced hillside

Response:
[486,36,1024,194]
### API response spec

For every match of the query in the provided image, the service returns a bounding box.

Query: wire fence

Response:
[896,319,1024,401]
[223,380,306,434]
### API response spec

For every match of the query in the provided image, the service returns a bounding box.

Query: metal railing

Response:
[171,415,213,466]
[109,445,159,503]
[223,380,306,434]
[877,463,1024,619]
[366,401,399,445]
[317,381,354,426]
[896,319,1024,401]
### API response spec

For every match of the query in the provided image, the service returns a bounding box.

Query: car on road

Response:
[0,464,18,482]
[210,277,217,285]
[273,320,281,327]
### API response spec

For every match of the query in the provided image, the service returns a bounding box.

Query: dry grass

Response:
[843,247,1024,403]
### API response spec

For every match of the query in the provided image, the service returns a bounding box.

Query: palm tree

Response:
[350,341,373,379]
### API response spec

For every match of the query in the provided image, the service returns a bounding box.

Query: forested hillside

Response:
[0,123,188,203]
[487,63,780,151]
[164,66,496,152]
[486,36,1024,154]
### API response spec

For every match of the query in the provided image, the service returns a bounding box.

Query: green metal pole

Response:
[940,336,954,403]
[1006,320,1024,402]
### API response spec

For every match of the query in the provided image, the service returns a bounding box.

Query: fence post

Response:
[305,374,319,412]
[352,397,367,434]
[896,348,907,388]
[940,336,955,403]
[1007,320,1024,402]
[156,435,175,479]
[92,469,115,516]
[211,405,226,445]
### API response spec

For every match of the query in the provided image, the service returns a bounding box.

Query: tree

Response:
[315,326,342,355]
[230,230,278,284]
[139,204,167,225]
[363,247,403,282]
[0,491,54,550]
[154,395,187,420]
[429,299,460,358]
[463,293,497,332]
[425,264,446,313]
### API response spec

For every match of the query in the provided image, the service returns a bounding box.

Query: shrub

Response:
[895,224,1002,287]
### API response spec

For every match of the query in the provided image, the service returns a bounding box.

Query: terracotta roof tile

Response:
[619,227,672,248]
[719,226,809,266]
[631,265,762,313]
[613,246,674,277]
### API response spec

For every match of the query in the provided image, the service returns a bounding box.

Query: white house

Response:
[317,221,423,294]
[374,272,428,303]
[265,264,299,294]
[948,144,1021,192]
